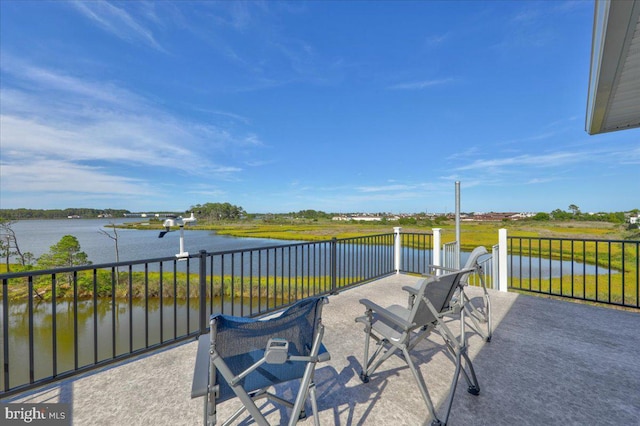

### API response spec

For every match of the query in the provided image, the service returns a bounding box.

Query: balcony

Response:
[3,273,639,425]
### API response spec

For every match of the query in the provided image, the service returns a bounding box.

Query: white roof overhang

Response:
[586,0,640,135]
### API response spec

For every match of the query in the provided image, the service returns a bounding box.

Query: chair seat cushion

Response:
[217,343,329,402]
[370,304,411,342]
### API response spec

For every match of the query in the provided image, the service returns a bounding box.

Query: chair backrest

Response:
[210,297,325,402]
[460,246,488,285]
[410,270,469,326]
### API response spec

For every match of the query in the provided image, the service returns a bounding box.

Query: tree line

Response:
[531,205,638,225]
[2,202,637,272]
[189,202,245,221]
[0,208,131,220]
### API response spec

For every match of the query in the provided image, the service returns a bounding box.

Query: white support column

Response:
[432,228,442,272]
[177,225,188,258]
[491,244,500,290]
[393,227,402,274]
[498,228,508,292]
[455,181,461,269]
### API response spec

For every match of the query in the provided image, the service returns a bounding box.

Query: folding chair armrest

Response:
[359,298,413,329]
[289,343,331,363]
[318,350,331,363]
[402,285,419,296]
[425,264,457,273]
[191,334,210,399]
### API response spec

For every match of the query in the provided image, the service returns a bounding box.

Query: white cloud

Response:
[388,78,454,90]
[526,177,555,184]
[455,152,583,171]
[0,159,150,195]
[0,61,263,203]
[357,184,414,193]
[71,0,165,51]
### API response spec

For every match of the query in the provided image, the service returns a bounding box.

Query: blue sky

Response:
[1,1,638,214]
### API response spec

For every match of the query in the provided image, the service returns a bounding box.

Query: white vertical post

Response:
[491,244,500,290]
[393,227,402,274]
[455,181,461,269]
[432,228,441,272]
[177,225,188,258]
[498,228,508,292]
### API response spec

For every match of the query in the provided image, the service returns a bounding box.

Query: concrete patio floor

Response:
[4,274,640,425]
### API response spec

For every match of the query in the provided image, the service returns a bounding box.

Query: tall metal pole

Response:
[455,181,461,268]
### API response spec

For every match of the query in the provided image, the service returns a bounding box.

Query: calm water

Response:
[8,219,614,277]
[10,219,297,264]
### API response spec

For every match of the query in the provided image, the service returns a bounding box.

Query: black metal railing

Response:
[399,232,434,274]
[508,236,639,308]
[10,230,636,398]
[1,232,428,397]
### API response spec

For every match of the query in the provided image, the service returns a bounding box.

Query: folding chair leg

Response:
[438,351,462,426]
[309,383,320,425]
[484,292,492,342]
[205,385,220,426]
[459,349,480,395]
[360,316,373,382]
[203,392,213,426]
[289,362,316,426]
[402,347,441,425]
[221,405,249,426]
[361,339,399,382]
[437,345,480,426]
[360,322,381,382]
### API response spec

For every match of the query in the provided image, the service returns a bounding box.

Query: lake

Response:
[8,219,298,264]
[6,218,615,280]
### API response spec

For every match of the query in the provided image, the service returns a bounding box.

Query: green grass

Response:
[510,270,638,307]
[3,219,637,306]
[1,269,361,302]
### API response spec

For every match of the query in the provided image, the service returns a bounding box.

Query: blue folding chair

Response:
[192,297,330,426]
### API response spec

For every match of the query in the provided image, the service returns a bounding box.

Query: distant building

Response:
[332,215,383,222]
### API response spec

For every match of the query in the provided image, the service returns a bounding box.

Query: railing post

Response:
[198,250,208,335]
[433,228,442,272]
[492,244,500,290]
[393,227,402,274]
[455,181,461,268]
[498,229,508,292]
[331,238,338,294]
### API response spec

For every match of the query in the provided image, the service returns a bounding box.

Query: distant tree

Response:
[0,236,9,271]
[433,215,449,225]
[398,217,417,225]
[0,219,35,271]
[0,208,131,220]
[33,235,90,297]
[550,209,572,220]
[98,223,120,263]
[295,210,330,220]
[99,223,121,282]
[532,212,550,221]
[37,235,91,270]
[568,204,581,216]
[191,202,245,221]
[604,212,625,224]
